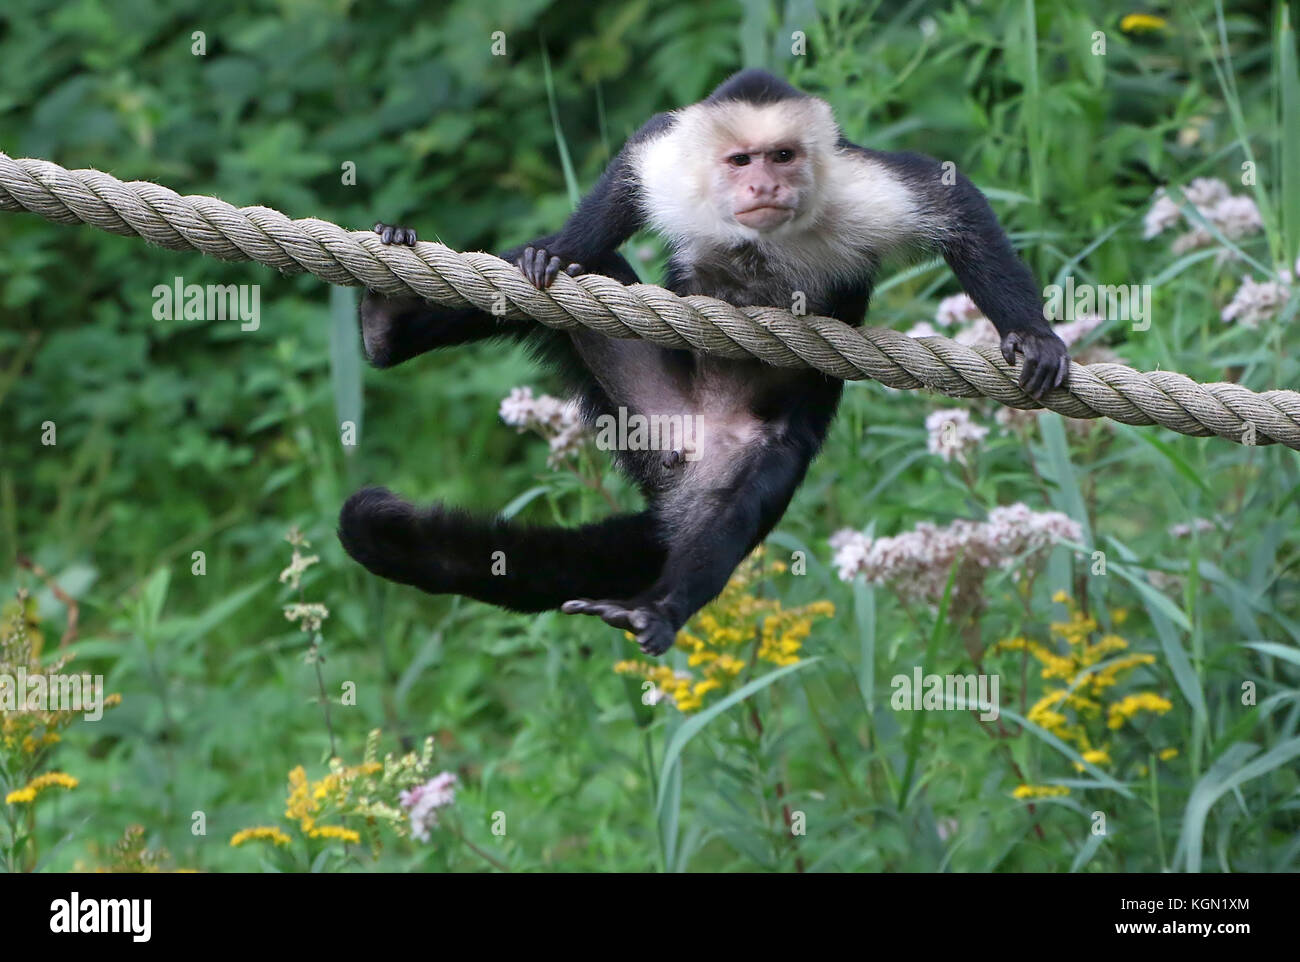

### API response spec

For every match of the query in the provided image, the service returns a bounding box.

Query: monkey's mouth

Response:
[734,204,796,229]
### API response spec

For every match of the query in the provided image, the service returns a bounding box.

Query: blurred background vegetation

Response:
[1,0,1297,872]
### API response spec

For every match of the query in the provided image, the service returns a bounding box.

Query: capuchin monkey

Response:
[340,69,1070,655]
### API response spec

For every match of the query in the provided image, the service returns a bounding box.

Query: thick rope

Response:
[3,151,1298,451]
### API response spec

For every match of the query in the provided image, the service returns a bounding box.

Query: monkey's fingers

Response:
[532,248,552,288]
[1055,355,1071,389]
[1001,331,1022,367]
[1023,354,1058,399]
[564,263,583,277]
[518,247,547,289]
[373,223,417,246]
[543,255,564,287]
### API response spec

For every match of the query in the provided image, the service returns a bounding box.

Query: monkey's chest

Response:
[680,252,836,313]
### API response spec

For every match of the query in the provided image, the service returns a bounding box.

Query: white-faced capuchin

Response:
[339,69,1070,655]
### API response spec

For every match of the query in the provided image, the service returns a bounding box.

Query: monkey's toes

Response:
[373,223,417,246]
[561,598,638,630]
[636,617,676,656]
[562,599,676,655]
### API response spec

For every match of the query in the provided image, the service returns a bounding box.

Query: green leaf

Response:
[1244,641,1300,669]
[655,658,819,817]
[328,286,363,454]
[1175,738,1300,872]
[1278,4,1300,259]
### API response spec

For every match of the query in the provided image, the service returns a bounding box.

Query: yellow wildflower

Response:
[610,549,833,711]
[1159,747,1179,761]
[285,765,317,831]
[1074,748,1112,772]
[4,770,78,804]
[1120,13,1167,33]
[230,826,292,847]
[1012,784,1071,799]
[714,654,746,676]
[1108,692,1174,729]
[307,825,361,843]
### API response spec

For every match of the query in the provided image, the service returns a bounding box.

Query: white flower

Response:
[1144,179,1261,248]
[935,293,984,328]
[906,320,940,339]
[925,408,988,464]
[953,317,1001,348]
[1171,227,1212,254]
[499,386,588,464]
[1143,192,1181,239]
[1221,274,1292,328]
[284,602,329,633]
[1051,314,1104,347]
[279,549,320,590]
[832,504,1082,605]
[547,420,586,467]
[1168,517,1216,538]
[995,406,1040,432]
[1210,195,1263,239]
[499,386,538,427]
[1183,177,1231,208]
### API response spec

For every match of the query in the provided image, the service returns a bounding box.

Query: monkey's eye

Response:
[728,153,751,167]
[771,148,796,163]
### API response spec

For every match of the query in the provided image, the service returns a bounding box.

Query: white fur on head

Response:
[632,95,929,285]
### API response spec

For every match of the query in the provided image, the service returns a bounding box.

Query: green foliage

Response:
[0,0,1297,872]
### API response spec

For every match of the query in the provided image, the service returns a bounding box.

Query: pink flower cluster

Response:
[499,386,587,466]
[1142,177,1263,253]
[399,771,458,843]
[831,504,1082,604]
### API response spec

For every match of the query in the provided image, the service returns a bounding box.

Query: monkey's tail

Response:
[338,487,665,611]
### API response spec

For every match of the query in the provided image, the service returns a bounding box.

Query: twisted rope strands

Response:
[3,151,1297,450]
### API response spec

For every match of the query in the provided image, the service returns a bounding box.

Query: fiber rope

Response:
[2,151,1297,450]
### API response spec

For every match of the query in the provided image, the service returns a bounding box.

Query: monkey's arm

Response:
[936,166,1069,397]
[520,112,676,285]
[857,147,1070,397]
[360,115,675,363]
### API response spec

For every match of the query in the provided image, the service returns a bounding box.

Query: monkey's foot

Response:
[518,246,582,290]
[373,222,417,246]
[561,598,677,655]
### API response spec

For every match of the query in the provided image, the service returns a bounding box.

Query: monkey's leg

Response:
[563,436,813,655]
[338,487,665,611]
[359,227,639,368]
[358,296,510,368]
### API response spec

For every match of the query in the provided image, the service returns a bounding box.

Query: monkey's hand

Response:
[1001,329,1071,399]
[518,246,583,290]
[373,222,417,246]
[561,598,676,656]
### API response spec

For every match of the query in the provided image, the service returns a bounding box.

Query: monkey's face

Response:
[717,145,809,232]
